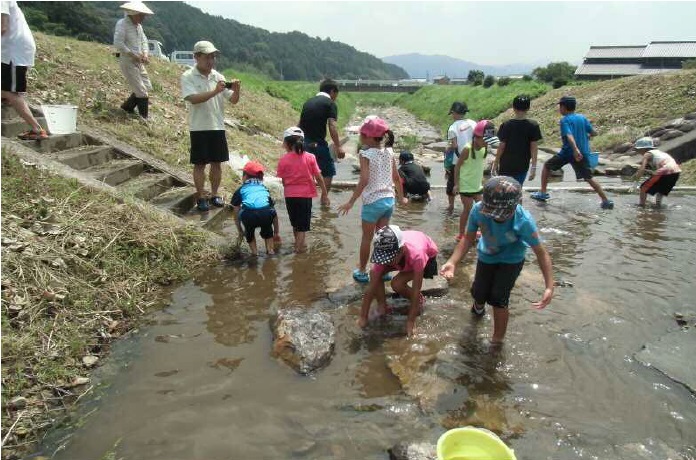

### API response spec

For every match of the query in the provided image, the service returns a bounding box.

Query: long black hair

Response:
[285,135,304,154]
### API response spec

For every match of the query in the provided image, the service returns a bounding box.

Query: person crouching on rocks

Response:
[630,137,681,208]
[357,225,439,337]
[230,161,279,256]
[398,151,432,202]
[440,176,554,346]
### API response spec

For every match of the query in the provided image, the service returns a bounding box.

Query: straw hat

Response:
[120,2,154,15]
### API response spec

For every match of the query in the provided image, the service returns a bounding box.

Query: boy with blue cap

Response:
[441,176,554,345]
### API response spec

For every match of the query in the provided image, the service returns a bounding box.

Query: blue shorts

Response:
[304,139,335,178]
[500,171,527,185]
[361,197,395,223]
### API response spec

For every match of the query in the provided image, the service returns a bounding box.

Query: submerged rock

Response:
[388,441,437,460]
[271,308,336,374]
[635,328,696,393]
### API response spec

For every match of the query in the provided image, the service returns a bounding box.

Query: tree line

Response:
[462,62,577,89]
[18,1,408,81]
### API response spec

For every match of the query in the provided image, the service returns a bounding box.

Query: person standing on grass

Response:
[493,94,542,185]
[445,102,477,212]
[357,225,439,337]
[453,120,491,241]
[114,1,154,119]
[1,0,48,140]
[181,40,240,212]
[276,126,330,253]
[440,176,554,345]
[530,96,614,209]
[338,116,407,284]
[630,137,681,207]
[298,79,346,191]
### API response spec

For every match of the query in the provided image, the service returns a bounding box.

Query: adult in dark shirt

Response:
[298,79,345,190]
[493,95,542,185]
[398,151,431,200]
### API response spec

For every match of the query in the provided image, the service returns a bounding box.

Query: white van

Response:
[170,51,195,67]
[147,40,169,62]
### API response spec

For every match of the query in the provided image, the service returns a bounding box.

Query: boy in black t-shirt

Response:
[492,95,542,185]
[398,151,432,201]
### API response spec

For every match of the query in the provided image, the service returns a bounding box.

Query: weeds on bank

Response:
[0,152,216,459]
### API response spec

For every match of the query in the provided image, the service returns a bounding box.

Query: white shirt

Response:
[113,16,147,56]
[447,118,476,155]
[361,147,396,205]
[181,66,234,131]
[1,1,36,66]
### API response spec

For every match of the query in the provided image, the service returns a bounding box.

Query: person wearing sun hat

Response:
[229,161,279,256]
[356,225,439,337]
[630,136,681,207]
[181,40,241,211]
[440,176,554,346]
[114,1,154,119]
[338,116,407,283]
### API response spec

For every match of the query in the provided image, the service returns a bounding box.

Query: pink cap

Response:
[360,117,389,138]
[473,120,490,137]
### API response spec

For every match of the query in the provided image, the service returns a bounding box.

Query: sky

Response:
[187,1,696,66]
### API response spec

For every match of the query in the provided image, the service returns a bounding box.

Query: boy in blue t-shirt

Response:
[530,96,614,209]
[230,161,278,255]
[441,176,554,345]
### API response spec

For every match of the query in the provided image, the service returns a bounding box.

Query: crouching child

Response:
[231,161,279,255]
[358,225,439,337]
[398,151,432,201]
[440,176,554,345]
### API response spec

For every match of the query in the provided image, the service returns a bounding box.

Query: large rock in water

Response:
[388,442,436,460]
[271,308,336,374]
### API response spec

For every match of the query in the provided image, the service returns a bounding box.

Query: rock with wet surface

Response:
[635,328,696,393]
[388,441,437,460]
[271,308,336,374]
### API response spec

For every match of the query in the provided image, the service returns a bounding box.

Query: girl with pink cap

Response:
[338,116,407,283]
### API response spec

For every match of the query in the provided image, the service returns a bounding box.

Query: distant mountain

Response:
[381,53,535,79]
[19,1,408,81]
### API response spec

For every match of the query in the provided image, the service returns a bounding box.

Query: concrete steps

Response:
[1,104,230,236]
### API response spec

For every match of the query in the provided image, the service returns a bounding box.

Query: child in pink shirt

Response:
[276,126,329,252]
[358,225,439,337]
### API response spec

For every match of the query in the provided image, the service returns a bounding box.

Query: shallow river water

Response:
[40,176,696,459]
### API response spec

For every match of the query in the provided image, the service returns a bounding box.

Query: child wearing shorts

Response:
[358,225,439,337]
[631,137,681,207]
[230,161,278,256]
[338,116,407,283]
[440,176,554,345]
[398,151,431,201]
[276,126,329,252]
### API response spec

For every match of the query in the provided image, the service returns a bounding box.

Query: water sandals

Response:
[196,198,210,212]
[530,191,550,202]
[210,196,224,208]
[18,128,48,140]
[352,269,369,283]
[381,273,393,282]
[471,302,485,317]
[600,200,615,210]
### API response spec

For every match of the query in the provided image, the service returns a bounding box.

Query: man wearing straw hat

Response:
[1,1,48,139]
[114,1,154,119]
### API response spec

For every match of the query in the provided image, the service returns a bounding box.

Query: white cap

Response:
[193,41,219,55]
[634,137,655,149]
[283,127,304,139]
[120,2,153,15]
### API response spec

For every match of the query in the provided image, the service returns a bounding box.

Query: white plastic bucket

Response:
[41,104,77,135]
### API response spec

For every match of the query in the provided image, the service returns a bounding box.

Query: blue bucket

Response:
[587,151,599,168]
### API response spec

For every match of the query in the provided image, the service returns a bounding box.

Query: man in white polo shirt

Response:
[1,0,47,140]
[181,40,240,212]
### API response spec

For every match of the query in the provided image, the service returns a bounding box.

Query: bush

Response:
[483,75,495,88]
[497,77,511,87]
[553,78,568,89]
[522,74,533,81]
[683,59,696,70]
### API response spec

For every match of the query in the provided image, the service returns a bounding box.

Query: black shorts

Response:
[239,207,276,242]
[285,197,312,232]
[190,130,229,165]
[304,139,335,178]
[545,153,593,181]
[404,179,430,196]
[445,166,455,196]
[1,62,28,93]
[471,260,524,308]
[423,256,438,279]
[641,173,679,196]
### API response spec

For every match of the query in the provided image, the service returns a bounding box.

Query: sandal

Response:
[210,196,224,208]
[352,269,369,283]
